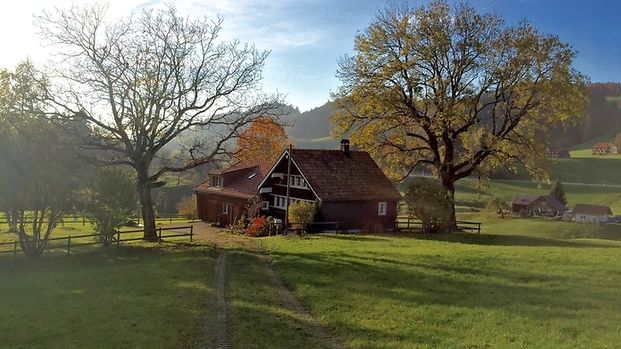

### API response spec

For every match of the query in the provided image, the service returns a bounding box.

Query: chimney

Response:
[340,139,350,156]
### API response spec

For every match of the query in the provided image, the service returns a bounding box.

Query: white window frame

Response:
[378,202,387,216]
[261,201,269,210]
[272,195,314,210]
[222,202,229,214]
[212,176,223,188]
[288,175,308,189]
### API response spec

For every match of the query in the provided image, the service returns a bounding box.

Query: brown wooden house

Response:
[194,162,271,226]
[511,194,566,216]
[256,141,402,232]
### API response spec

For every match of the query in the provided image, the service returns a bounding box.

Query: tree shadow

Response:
[389,231,619,248]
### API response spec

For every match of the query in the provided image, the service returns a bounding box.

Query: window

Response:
[212,176,223,187]
[274,196,286,210]
[262,201,269,210]
[272,195,315,210]
[222,203,229,214]
[288,175,308,189]
[378,202,387,216]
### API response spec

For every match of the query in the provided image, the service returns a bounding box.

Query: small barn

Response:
[572,204,613,224]
[511,194,565,216]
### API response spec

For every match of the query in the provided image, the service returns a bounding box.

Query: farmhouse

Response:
[194,162,271,226]
[572,204,613,224]
[591,142,618,155]
[257,140,402,231]
[511,194,565,216]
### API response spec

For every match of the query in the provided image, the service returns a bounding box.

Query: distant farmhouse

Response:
[511,194,565,216]
[195,140,402,232]
[572,204,613,224]
[546,148,570,158]
[591,142,618,155]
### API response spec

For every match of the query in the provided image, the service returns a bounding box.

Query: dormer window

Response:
[212,175,223,187]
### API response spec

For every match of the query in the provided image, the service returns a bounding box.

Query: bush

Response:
[244,216,271,237]
[486,198,511,218]
[288,201,316,233]
[403,177,452,234]
[176,195,198,220]
[82,167,137,246]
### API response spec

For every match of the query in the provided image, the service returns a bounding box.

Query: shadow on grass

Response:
[387,231,620,248]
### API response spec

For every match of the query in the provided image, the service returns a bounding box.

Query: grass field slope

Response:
[262,234,621,349]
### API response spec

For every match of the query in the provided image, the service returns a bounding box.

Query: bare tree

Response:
[36,5,282,240]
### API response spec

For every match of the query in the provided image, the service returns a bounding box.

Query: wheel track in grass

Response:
[190,223,342,349]
[214,249,228,349]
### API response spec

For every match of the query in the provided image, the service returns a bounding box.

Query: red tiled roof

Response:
[289,149,402,201]
[592,142,614,149]
[195,162,272,196]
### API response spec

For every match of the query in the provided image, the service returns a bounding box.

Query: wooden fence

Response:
[395,217,481,234]
[0,214,191,227]
[0,225,194,258]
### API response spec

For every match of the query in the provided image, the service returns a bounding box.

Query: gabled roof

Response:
[285,149,402,201]
[592,142,615,149]
[512,194,565,211]
[512,195,542,206]
[195,162,272,198]
[572,204,612,216]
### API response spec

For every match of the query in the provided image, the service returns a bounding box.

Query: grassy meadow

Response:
[262,234,621,349]
[0,244,214,348]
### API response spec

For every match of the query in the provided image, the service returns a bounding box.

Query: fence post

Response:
[82,217,85,226]
[67,236,71,255]
[407,217,410,230]
[190,225,193,242]
[477,223,481,235]
[13,240,17,259]
[335,222,339,235]
[169,217,172,224]
[158,227,162,244]
[117,231,121,246]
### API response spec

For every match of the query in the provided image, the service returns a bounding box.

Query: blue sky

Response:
[1,0,620,111]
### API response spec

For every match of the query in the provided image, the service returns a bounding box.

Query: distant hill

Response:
[285,102,340,149]
[549,83,621,148]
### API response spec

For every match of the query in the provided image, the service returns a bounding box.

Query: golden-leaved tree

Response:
[234,116,291,163]
[332,1,587,227]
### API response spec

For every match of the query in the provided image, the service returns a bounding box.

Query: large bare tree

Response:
[333,1,587,228]
[36,5,282,240]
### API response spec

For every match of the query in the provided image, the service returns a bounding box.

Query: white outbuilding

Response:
[572,204,613,224]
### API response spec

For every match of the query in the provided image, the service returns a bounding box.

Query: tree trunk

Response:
[440,176,458,231]
[5,210,17,232]
[137,180,157,241]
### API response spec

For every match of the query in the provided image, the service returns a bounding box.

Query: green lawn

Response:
[262,234,621,349]
[0,243,214,348]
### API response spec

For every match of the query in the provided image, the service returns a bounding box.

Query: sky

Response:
[0,0,620,111]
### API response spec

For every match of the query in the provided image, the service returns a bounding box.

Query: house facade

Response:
[592,142,618,155]
[194,162,271,226]
[572,204,613,224]
[256,141,402,232]
[511,194,565,216]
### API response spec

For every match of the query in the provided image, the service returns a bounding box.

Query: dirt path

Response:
[190,222,342,349]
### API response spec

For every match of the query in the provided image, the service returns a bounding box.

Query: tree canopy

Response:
[332,1,587,226]
[0,61,83,257]
[36,5,281,240]
[234,116,291,163]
